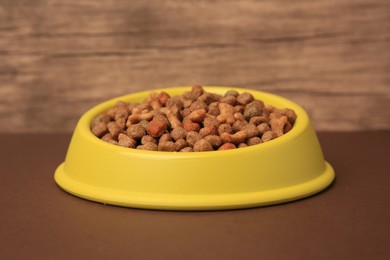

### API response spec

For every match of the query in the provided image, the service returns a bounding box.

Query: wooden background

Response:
[0,0,389,133]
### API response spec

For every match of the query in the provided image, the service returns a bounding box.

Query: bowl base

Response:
[54,162,335,211]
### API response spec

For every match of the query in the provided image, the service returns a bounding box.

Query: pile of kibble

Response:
[91,85,297,152]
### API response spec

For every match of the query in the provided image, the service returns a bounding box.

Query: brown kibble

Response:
[257,122,271,134]
[220,95,237,106]
[180,147,193,152]
[183,121,201,132]
[233,112,245,121]
[238,143,248,148]
[237,92,254,105]
[159,133,172,143]
[181,107,192,118]
[218,143,236,150]
[186,131,202,147]
[118,133,137,148]
[234,105,244,113]
[137,142,158,151]
[262,131,276,142]
[217,103,236,125]
[158,91,171,106]
[186,109,207,123]
[220,131,248,145]
[199,125,218,137]
[193,139,213,152]
[92,122,108,137]
[175,138,188,151]
[204,135,222,148]
[107,139,118,145]
[270,114,288,137]
[204,116,220,128]
[224,90,239,97]
[158,141,176,151]
[115,117,126,130]
[146,118,167,138]
[249,116,268,126]
[101,133,113,142]
[232,120,248,132]
[191,85,204,99]
[94,86,296,151]
[208,102,220,116]
[171,127,187,141]
[166,109,182,129]
[114,107,129,121]
[107,121,120,138]
[247,137,263,146]
[127,112,153,124]
[197,92,222,105]
[244,106,262,120]
[141,135,157,145]
[92,113,111,128]
[190,100,208,112]
[218,123,233,135]
[242,123,260,138]
[127,124,146,139]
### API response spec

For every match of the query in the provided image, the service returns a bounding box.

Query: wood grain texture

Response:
[0,0,389,133]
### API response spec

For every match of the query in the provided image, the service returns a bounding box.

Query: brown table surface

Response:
[1,131,389,260]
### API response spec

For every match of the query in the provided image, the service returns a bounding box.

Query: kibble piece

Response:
[127,124,146,140]
[158,91,171,106]
[191,85,204,99]
[218,123,233,135]
[249,116,268,126]
[238,143,248,148]
[220,95,237,106]
[261,131,276,142]
[118,133,137,148]
[146,118,167,138]
[92,113,111,127]
[186,131,202,147]
[270,114,288,137]
[107,121,121,138]
[190,100,208,112]
[183,121,201,132]
[236,92,254,105]
[224,90,239,97]
[199,125,218,137]
[141,135,157,145]
[137,142,158,151]
[114,107,129,121]
[257,122,271,134]
[92,122,108,137]
[218,143,236,150]
[232,120,248,133]
[101,133,113,142]
[159,133,172,143]
[193,139,213,152]
[204,135,222,148]
[175,138,188,151]
[244,106,262,120]
[158,141,176,151]
[208,102,220,116]
[247,137,262,146]
[171,127,187,141]
[180,147,193,152]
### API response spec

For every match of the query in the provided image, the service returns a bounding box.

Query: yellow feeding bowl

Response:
[54,86,335,210]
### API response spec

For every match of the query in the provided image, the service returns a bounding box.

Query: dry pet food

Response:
[91,85,297,152]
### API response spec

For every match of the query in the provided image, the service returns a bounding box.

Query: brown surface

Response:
[1,0,390,132]
[1,131,389,260]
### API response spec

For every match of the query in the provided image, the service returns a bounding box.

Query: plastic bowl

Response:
[54,86,335,210]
